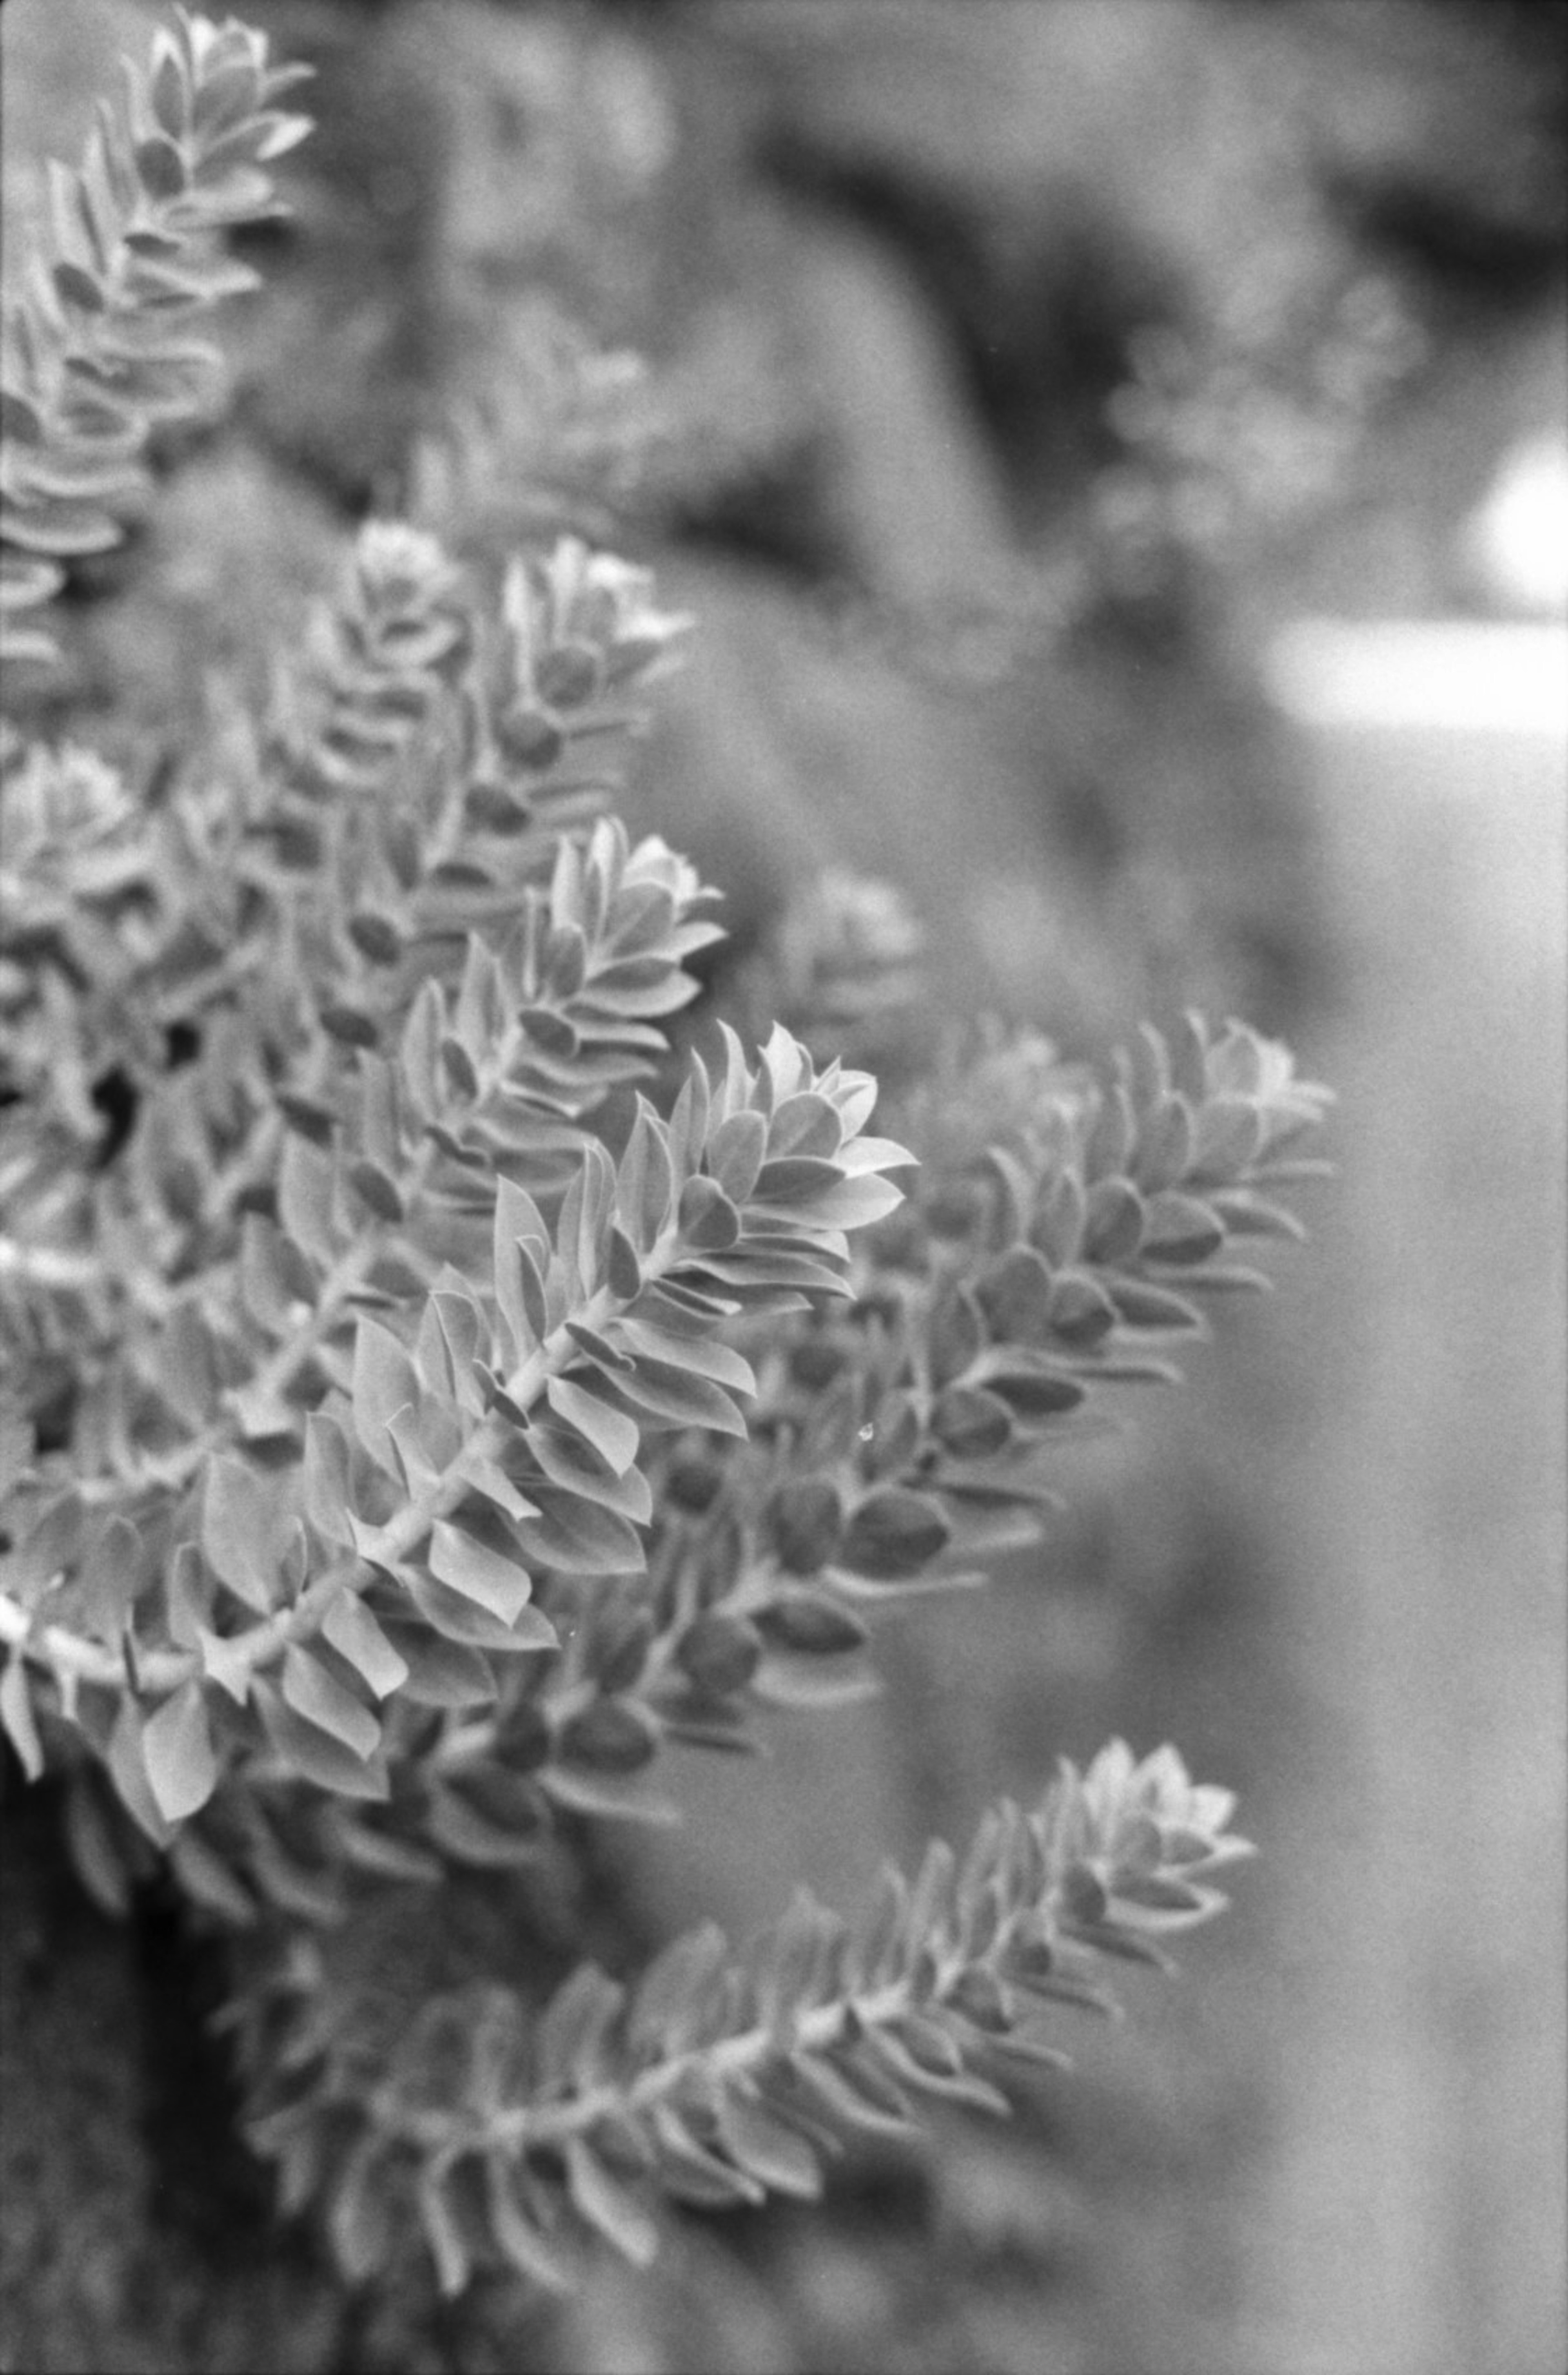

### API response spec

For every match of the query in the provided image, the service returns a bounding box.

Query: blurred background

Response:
[2,2,1564,2370]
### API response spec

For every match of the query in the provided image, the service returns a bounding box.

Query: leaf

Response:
[459,1453,539,1525]
[347,1158,404,1223]
[931,1385,1013,1460]
[841,1490,951,1581]
[328,2138,396,2284]
[563,2139,659,2266]
[618,1100,674,1251]
[518,1482,646,1577]
[105,1698,172,1845]
[303,1413,356,1546]
[255,1685,391,1799]
[535,1964,626,2085]
[1,1489,84,1601]
[546,1375,640,1476]
[277,1129,338,1264]
[484,2158,576,2294]
[418,2167,472,2298]
[753,1591,868,1656]
[347,910,405,966]
[167,1827,258,1926]
[1207,1189,1306,1243]
[494,1230,540,1367]
[557,1699,661,1773]
[977,1245,1056,1347]
[599,1352,746,1438]
[197,1625,256,1706]
[425,1521,539,1630]
[611,1315,755,1396]
[764,1477,844,1575]
[674,1611,763,1694]
[1047,1272,1118,1347]
[321,1592,409,1698]
[677,1175,741,1251]
[426,1775,552,1865]
[140,1680,219,1823]
[1139,1191,1226,1266]
[1134,1095,1196,1195]
[861,2024,1008,2115]
[379,1626,498,1709]
[134,131,187,198]
[751,1660,879,1710]
[648,2105,763,2207]
[980,1360,1087,1420]
[51,258,107,313]
[280,1644,381,1760]
[714,2090,823,2200]
[607,1225,643,1300]
[58,1770,134,1916]
[780,2049,916,2140]
[1104,1277,1205,1332]
[589,1606,654,1693]
[543,1762,682,1823]
[770,1174,905,1231]
[240,1213,312,1332]
[0,1656,43,1781]
[706,1108,768,1202]
[202,1455,283,1612]
[351,1318,423,1478]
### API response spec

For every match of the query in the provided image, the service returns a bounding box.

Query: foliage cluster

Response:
[0,9,1331,2311]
